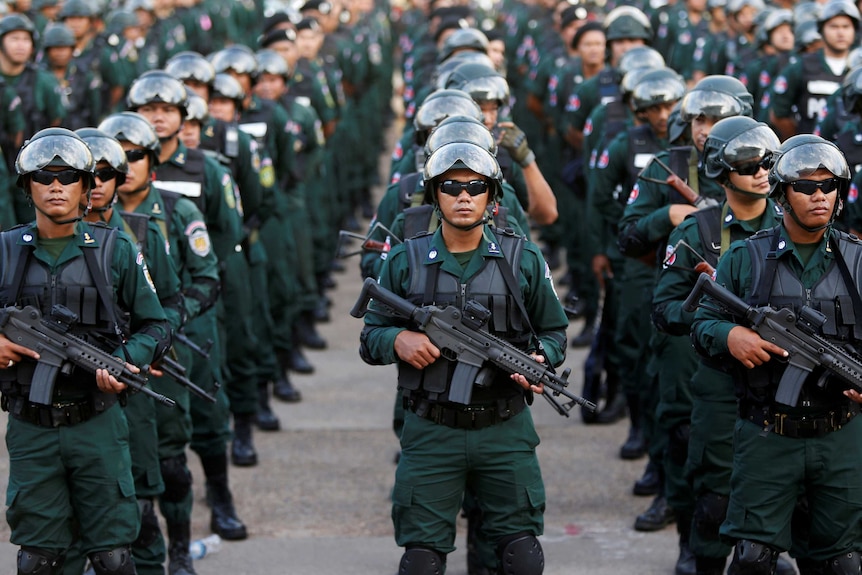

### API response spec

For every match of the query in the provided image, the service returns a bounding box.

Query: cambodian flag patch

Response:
[627,183,639,205]
[849,183,859,204]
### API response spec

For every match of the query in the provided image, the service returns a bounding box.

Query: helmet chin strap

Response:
[725,179,769,200]
[434,205,490,231]
[782,199,839,233]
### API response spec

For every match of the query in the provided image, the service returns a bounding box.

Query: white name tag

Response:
[153,181,202,198]
[238,122,268,138]
[634,153,653,168]
[807,80,840,96]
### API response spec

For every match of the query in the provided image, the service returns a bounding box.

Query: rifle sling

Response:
[832,237,862,333]
[80,229,131,363]
[8,243,33,304]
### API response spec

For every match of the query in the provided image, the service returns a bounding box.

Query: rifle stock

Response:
[685,273,862,406]
[354,278,597,416]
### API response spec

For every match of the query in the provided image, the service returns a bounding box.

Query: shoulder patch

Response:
[626,183,640,205]
[185,220,212,257]
[849,183,859,204]
[773,76,788,95]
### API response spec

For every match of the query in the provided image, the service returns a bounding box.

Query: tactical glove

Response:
[498,122,535,167]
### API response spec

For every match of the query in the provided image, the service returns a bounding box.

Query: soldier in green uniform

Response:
[99,111,234,574]
[0,13,67,224]
[124,73,250,544]
[691,135,862,574]
[0,127,170,575]
[738,9,794,124]
[360,140,567,575]
[77,126,185,575]
[56,0,109,128]
[769,0,858,139]
[653,117,789,575]
[617,75,752,536]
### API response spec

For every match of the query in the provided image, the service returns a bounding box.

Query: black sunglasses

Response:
[437,179,489,197]
[789,178,841,195]
[94,168,118,182]
[731,156,771,176]
[125,149,148,163]
[30,169,83,186]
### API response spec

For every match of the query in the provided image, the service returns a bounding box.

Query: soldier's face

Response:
[691,115,719,152]
[641,101,675,139]
[479,101,498,130]
[184,80,209,100]
[208,97,237,123]
[769,23,794,53]
[63,16,90,40]
[435,168,491,228]
[576,30,606,67]
[1,31,33,65]
[180,120,201,149]
[822,16,856,53]
[29,166,85,222]
[254,73,286,101]
[487,40,506,72]
[89,161,116,210]
[46,46,73,69]
[270,40,298,69]
[784,168,839,230]
[727,160,770,196]
[296,29,321,59]
[609,38,645,67]
[118,143,151,194]
[136,103,183,141]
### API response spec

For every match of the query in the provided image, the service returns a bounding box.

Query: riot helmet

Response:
[165,51,216,86]
[445,62,509,107]
[702,116,780,181]
[434,50,496,90]
[41,23,75,48]
[817,0,861,31]
[841,65,862,115]
[604,6,652,42]
[617,46,665,76]
[16,127,95,190]
[184,90,209,124]
[210,45,258,77]
[422,141,504,208]
[425,114,498,157]
[793,1,822,26]
[630,67,686,113]
[413,89,485,145]
[98,111,162,166]
[127,70,189,118]
[0,13,37,43]
[211,73,246,105]
[58,0,96,19]
[756,9,794,47]
[680,75,753,121]
[255,48,291,79]
[438,27,489,63]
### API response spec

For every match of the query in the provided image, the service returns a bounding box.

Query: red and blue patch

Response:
[773,76,788,95]
[627,183,640,205]
[566,94,580,112]
[849,183,859,204]
[392,142,404,161]
[584,118,593,136]
[663,244,676,268]
[597,149,610,169]
[759,70,771,88]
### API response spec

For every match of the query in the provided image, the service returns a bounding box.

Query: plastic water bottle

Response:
[189,534,222,560]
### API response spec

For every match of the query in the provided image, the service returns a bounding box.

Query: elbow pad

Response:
[184,277,221,315]
[617,223,655,258]
[140,319,172,363]
[359,327,387,366]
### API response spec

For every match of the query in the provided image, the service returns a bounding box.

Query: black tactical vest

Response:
[200,118,240,170]
[154,148,207,215]
[742,228,862,406]
[625,125,665,204]
[798,53,844,134]
[0,224,127,399]
[396,230,530,402]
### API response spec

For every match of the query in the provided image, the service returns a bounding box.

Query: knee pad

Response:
[398,547,445,575]
[17,547,64,575]
[160,454,192,503]
[133,497,161,549]
[497,534,544,575]
[668,422,691,467]
[693,492,729,541]
[89,547,135,575]
[729,540,778,575]
[827,551,862,575]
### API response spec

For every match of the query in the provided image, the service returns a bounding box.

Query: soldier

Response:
[38,23,101,131]
[360,140,567,575]
[0,127,170,575]
[76,126,185,575]
[691,135,862,575]
[0,13,66,222]
[769,0,858,139]
[124,73,250,543]
[57,0,107,127]
[618,75,752,536]
[738,9,794,123]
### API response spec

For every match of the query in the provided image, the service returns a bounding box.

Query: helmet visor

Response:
[128,75,187,107]
[423,142,502,182]
[98,115,158,149]
[461,75,510,105]
[773,143,851,180]
[426,123,497,156]
[414,97,483,131]
[722,125,781,170]
[16,134,93,174]
[680,90,744,121]
[81,136,130,173]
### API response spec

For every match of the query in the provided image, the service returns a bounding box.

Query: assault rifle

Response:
[684,273,862,406]
[640,156,719,209]
[351,278,597,416]
[174,330,212,360]
[0,305,176,407]
[157,354,216,403]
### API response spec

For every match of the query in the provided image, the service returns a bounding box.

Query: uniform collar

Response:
[421,225,504,275]
[166,141,190,167]
[17,221,100,248]
[721,199,784,231]
[771,224,835,263]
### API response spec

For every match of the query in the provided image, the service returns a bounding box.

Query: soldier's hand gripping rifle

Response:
[684,273,862,406]
[351,278,597,416]
[640,156,720,209]
[0,305,176,407]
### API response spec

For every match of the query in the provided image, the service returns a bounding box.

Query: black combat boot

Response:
[255,381,280,431]
[274,350,303,401]
[695,556,727,575]
[202,454,248,541]
[295,312,327,350]
[166,521,196,575]
[620,393,647,459]
[285,336,315,374]
[676,513,696,575]
[231,413,258,467]
[634,495,675,532]
[633,459,661,496]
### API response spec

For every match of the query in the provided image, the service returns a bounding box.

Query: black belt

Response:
[2,394,116,427]
[743,402,860,438]
[408,396,526,430]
